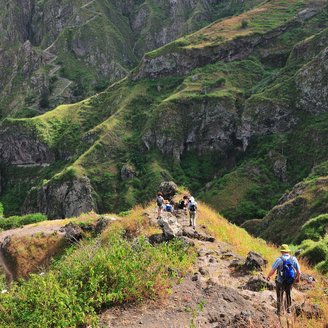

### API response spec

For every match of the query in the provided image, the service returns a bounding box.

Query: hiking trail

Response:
[100,209,317,328]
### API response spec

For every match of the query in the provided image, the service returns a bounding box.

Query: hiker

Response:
[178,195,189,210]
[164,200,174,213]
[188,196,198,229]
[156,192,164,219]
[266,244,301,315]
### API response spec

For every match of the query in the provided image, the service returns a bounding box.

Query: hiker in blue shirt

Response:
[164,200,174,213]
[266,244,301,315]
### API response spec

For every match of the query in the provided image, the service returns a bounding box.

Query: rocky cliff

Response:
[0,0,261,118]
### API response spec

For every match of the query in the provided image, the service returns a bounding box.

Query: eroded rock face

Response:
[144,97,238,159]
[121,164,136,181]
[0,126,54,165]
[24,176,97,219]
[1,0,243,116]
[132,22,298,81]
[242,177,328,244]
[296,47,328,114]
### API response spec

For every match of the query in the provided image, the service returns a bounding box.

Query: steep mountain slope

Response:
[0,0,328,227]
[0,0,262,119]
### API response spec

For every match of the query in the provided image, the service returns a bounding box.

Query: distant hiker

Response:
[266,244,301,315]
[178,195,189,210]
[164,200,174,213]
[156,192,164,219]
[188,196,198,229]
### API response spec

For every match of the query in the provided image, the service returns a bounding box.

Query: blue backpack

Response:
[280,257,296,285]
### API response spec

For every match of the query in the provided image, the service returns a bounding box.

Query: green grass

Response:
[0,213,47,230]
[0,231,195,327]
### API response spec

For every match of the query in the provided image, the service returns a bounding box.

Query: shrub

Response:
[295,214,328,242]
[0,213,47,230]
[301,241,328,265]
[240,19,249,29]
[316,259,328,274]
[0,232,195,327]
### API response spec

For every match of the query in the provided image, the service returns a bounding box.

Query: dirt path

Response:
[100,211,310,328]
[0,220,68,283]
[0,219,68,244]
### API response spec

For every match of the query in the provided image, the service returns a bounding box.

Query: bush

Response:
[295,214,328,242]
[316,259,328,274]
[240,19,249,29]
[0,232,195,327]
[301,241,328,265]
[0,213,47,230]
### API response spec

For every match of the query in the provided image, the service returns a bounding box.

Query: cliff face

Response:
[0,0,259,118]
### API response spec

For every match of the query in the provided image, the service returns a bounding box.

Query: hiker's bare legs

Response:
[190,212,196,229]
[157,206,162,218]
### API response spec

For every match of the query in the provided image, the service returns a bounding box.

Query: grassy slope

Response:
[0,0,264,119]
[0,203,327,327]
[147,0,306,58]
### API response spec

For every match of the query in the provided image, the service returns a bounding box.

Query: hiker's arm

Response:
[266,268,276,281]
[295,270,301,283]
[294,257,301,283]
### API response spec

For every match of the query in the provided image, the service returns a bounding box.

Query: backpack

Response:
[166,204,173,212]
[178,200,185,209]
[189,203,196,212]
[280,256,296,285]
[156,196,163,207]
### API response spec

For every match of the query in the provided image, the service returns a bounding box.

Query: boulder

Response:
[295,302,322,319]
[158,213,182,238]
[243,251,267,272]
[61,223,83,243]
[300,273,316,283]
[95,218,110,234]
[244,276,275,291]
[182,227,215,242]
[159,181,178,200]
[120,164,136,181]
[148,233,168,245]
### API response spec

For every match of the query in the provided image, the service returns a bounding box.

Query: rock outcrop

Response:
[24,176,97,219]
[159,181,178,200]
[144,97,238,159]
[296,47,328,114]
[0,126,54,165]
[242,177,328,244]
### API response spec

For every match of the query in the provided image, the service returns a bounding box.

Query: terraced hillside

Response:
[0,0,262,118]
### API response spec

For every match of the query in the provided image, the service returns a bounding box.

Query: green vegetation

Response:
[296,214,328,242]
[0,213,47,230]
[0,231,195,327]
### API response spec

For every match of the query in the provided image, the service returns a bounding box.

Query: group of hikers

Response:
[156,192,198,229]
[155,192,302,316]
